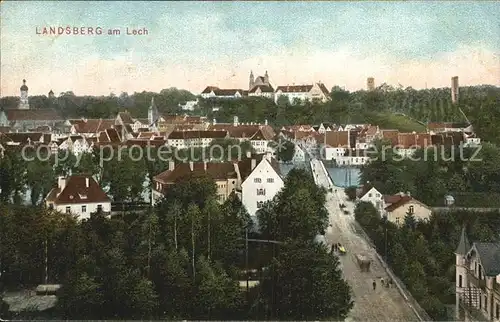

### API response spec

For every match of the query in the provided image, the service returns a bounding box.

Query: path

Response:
[311,159,419,322]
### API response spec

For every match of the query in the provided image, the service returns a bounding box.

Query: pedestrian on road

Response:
[372,279,376,291]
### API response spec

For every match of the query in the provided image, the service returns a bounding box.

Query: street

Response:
[311,159,419,321]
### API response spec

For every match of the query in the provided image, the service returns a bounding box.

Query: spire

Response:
[455,226,470,255]
[150,97,155,108]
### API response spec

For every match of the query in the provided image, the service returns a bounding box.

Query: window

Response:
[97,204,102,212]
[368,193,372,198]
[81,205,87,213]
[48,204,54,210]
[408,205,414,214]
[495,302,499,319]
[65,206,71,214]
[257,188,266,196]
[254,178,262,183]
[395,217,400,225]
[267,178,274,183]
[483,295,487,312]
[458,275,462,288]
[479,264,483,279]
[256,201,264,209]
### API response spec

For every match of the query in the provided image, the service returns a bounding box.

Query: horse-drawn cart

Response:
[356,254,372,272]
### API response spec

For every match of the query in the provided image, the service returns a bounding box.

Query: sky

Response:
[1,1,499,96]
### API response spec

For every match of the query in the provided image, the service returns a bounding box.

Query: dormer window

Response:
[78,193,87,199]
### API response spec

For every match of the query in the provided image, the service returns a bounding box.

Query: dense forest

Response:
[1,84,499,144]
[0,169,353,320]
[355,201,500,320]
[359,140,500,207]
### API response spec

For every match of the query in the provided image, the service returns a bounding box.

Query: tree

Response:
[57,273,104,319]
[403,209,417,231]
[344,186,357,200]
[270,139,295,163]
[258,168,328,241]
[257,240,353,320]
[193,256,243,319]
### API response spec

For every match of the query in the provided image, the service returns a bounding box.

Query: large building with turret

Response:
[455,227,500,321]
[0,79,64,131]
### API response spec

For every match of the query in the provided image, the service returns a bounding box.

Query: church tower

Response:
[48,89,55,99]
[455,226,470,320]
[249,71,255,90]
[264,70,269,85]
[148,97,159,130]
[19,79,30,109]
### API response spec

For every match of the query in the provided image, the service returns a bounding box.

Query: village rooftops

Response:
[46,175,110,205]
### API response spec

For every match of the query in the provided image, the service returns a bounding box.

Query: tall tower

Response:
[367,77,375,91]
[249,71,255,90]
[264,70,269,85]
[455,226,470,320]
[19,79,30,109]
[48,90,55,99]
[451,76,459,104]
[148,97,158,130]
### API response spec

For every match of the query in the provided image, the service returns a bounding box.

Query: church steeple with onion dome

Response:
[19,79,30,109]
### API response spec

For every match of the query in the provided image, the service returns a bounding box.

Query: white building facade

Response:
[241,154,284,221]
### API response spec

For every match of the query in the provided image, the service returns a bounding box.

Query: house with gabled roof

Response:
[455,227,500,321]
[45,175,111,219]
[274,83,330,104]
[152,152,284,223]
[383,192,431,225]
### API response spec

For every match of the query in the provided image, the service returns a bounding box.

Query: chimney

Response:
[406,191,411,197]
[189,161,194,171]
[265,151,272,161]
[85,177,89,188]
[265,119,268,126]
[251,158,257,171]
[169,160,175,170]
[213,118,216,125]
[233,116,239,127]
[246,150,252,158]
[58,176,66,193]
[203,161,207,171]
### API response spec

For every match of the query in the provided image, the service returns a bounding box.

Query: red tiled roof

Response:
[201,86,219,94]
[117,112,134,124]
[154,161,238,184]
[105,128,121,143]
[4,109,63,121]
[213,89,245,96]
[250,128,274,141]
[123,139,166,148]
[46,175,110,205]
[384,195,412,212]
[276,85,313,93]
[73,119,115,134]
[4,132,44,143]
[324,131,349,147]
[381,129,399,146]
[397,133,431,149]
[249,85,274,93]
[167,130,227,140]
[317,83,330,96]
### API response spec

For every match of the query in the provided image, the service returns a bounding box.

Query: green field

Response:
[368,112,427,133]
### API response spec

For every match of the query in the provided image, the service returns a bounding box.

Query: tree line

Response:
[0,168,353,320]
[354,201,500,320]
[359,139,500,207]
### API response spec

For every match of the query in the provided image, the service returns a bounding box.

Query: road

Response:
[311,159,419,322]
